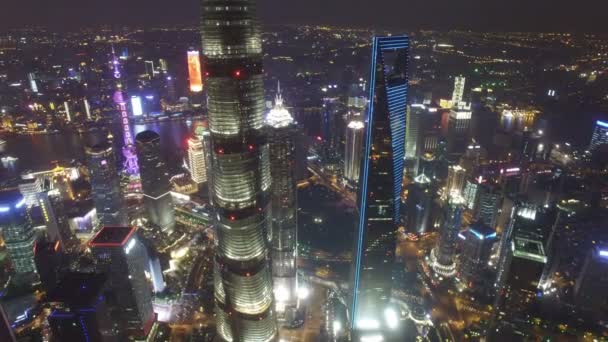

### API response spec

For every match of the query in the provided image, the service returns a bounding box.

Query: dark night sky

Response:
[0,0,606,32]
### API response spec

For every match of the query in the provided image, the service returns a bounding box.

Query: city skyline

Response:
[0,1,608,341]
[1,0,608,33]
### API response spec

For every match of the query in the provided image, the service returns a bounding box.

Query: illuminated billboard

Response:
[131,96,143,116]
[187,50,203,92]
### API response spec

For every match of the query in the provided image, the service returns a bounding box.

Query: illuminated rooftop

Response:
[89,226,136,247]
[265,81,294,128]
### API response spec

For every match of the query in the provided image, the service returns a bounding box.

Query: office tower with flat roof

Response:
[588,119,608,152]
[47,273,112,342]
[0,190,37,278]
[200,0,277,340]
[406,173,433,235]
[89,226,155,340]
[574,246,608,314]
[405,104,424,174]
[85,143,127,227]
[350,35,409,337]
[476,184,501,228]
[265,84,298,322]
[447,104,473,157]
[445,164,466,199]
[498,236,547,317]
[135,130,175,231]
[344,120,365,187]
[458,222,497,287]
[430,195,465,278]
[452,76,466,105]
[188,137,207,185]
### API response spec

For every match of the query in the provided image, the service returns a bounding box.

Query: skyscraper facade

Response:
[406,173,433,234]
[135,130,175,231]
[0,190,37,277]
[351,35,409,336]
[265,86,298,321]
[200,0,277,340]
[476,184,501,228]
[187,137,207,185]
[451,76,466,105]
[588,119,608,152]
[445,164,466,199]
[574,245,608,313]
[85,143,127,227]
[405,104,424,174]
[429,195,465,278]
[344,120,364,186]
[458,222,497,287]
[89,226,155,339]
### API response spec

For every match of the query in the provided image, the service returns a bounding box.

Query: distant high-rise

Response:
[405,104,424,174]
[451,76,466,105]
[445,165,466,199]
[458,222,497,287]
[344,120,364,186]
[574,245,608,313]
[588,119,608,152]
[187,137,207,185]
[89,226,155,339]
[265,83,298,321]
[351,35,409,336]
[187,50,203,93]
[48,273,112,342]
[0,190,37,278]
[135,130,175,231]
[446,104,472,156]
[430,195,465,278]
[476,184,501,228]
[200,0,277,340]
[406,173,433,234]
[462,178,480,210]
[85,143,127,227]
[498,235,547,317]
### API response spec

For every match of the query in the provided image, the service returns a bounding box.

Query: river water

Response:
[0,119,200,178]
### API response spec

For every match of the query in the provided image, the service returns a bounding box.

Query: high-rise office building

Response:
[344,120,364,186]
[429,195,465,278]
[187,50,203,93]
[265,84,298,321]
[135,130,175,231]
[446,104,472,156]
[476,184,501,228]
[588,119,608,152]
[451,76,466,105]
[89,226,155,339]
[458,222,497,287]
[351,35,409,337]
[462,179,480,211]
[498,235,547,316]
[48,273,112,342]
[405,105,423,161]
[0,303,16,342]
[85,143,127,227]
[405,104,426,175]
[574,246,608,313]
[0,190,37,279]
[406,173,433,234]
[200,0,277,340]
[445,164,466,199]
[187,137,207,185]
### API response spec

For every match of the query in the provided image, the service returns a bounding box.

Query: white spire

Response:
[266,80,294,128]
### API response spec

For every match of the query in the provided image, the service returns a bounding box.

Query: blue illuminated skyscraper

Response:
[588,119,608,152]
[350,35,409,336]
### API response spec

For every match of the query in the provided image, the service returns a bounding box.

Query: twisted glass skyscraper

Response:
[200,1,277,341]
[351,35,409,336]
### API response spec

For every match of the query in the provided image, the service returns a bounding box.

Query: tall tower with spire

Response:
[111,46,139,176]
[266,82,298,323]
[200,1,278,340]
